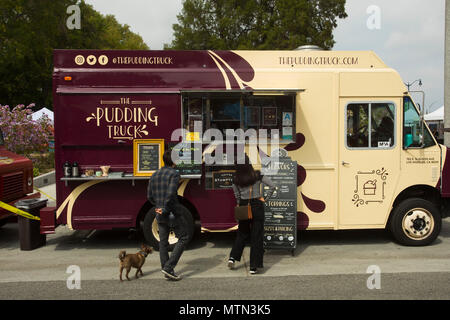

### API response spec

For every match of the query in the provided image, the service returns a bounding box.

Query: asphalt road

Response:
[0,273,449,300]
[2,218,450,300]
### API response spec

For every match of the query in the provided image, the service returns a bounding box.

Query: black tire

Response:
[389,198,441,246]
[142,204,194,251]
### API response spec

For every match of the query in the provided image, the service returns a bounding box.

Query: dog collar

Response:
[139,250,148,257]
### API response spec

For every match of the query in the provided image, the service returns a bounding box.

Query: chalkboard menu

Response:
[168,142,202,177]
[139,145,160,171]
[262,155,297,252]
[133,139,164,176]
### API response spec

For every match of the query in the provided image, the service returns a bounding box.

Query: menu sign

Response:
[262,155,297,251]
[133,139,164,176]
[168,142,202,177]
[212,170,235,189]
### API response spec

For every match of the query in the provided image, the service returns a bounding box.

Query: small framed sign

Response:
[133,139,165,176]
[212,170,235,189]
[263,107,277,126]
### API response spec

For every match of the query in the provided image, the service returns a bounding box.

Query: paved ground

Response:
[34,183,56,207]
[1,220,450,300]
[1,183,450,300]
[0,273,449,300]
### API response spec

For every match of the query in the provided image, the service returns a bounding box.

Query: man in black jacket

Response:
[147,150,188,281]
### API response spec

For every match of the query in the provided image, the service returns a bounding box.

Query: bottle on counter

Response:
[72,162,80,177]
[63,161,72,177]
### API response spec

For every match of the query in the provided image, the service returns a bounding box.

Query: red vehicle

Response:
[0,130,39,228]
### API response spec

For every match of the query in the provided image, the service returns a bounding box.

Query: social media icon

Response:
[87,55,97,65]
[98,55,108,65]
[74,55,85,65]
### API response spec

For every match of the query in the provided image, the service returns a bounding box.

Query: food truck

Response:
[47,49,450,248]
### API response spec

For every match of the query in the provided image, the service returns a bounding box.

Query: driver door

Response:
[338,98,401,228]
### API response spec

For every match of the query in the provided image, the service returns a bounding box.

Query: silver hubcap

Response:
[402,208,434,240]
[151,219,178,245]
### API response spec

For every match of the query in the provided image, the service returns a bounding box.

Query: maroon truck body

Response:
[52,50,251,232]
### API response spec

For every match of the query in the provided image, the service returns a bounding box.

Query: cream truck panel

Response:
[235,50,387,71]
[340,71,406,98]
[225,51,439,231]
[292,73,338,229]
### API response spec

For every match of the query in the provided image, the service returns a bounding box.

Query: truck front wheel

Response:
[389,198,441,246]
[142,204,194,251]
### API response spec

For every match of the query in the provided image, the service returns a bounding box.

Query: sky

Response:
[84,0,446,113]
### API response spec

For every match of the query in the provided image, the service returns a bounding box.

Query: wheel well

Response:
[393,185,441,208]
[135,197,200,228]
[389,185,442,223]
[136,201,153,228]
[177,196,200,221]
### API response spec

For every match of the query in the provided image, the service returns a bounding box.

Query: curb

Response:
[33,171,55,188]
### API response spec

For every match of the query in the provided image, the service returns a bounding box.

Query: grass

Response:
[29,152,55,177]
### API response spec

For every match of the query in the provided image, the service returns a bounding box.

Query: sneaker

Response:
[161,269,181,281]
[227,258,235,269]
[249,268,257,275]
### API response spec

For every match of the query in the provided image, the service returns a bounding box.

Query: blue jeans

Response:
[156,204,189,272]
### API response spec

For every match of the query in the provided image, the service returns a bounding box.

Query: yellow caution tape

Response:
[0,201,40,221]
[33,187,56,202]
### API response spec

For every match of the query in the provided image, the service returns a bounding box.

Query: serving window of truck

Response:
[181,91,297,191]
[46,49,450,250]
[182,91,296,142]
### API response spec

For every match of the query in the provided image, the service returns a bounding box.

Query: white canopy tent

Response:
[425,106,444,121]
[31,107,54,123]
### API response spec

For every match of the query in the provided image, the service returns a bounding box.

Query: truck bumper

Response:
[40,206,56,234]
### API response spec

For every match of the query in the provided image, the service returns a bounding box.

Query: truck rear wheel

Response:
[389,198,441,246]
[142,204,194,251]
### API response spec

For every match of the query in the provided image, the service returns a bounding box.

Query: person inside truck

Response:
[372,116,394,148]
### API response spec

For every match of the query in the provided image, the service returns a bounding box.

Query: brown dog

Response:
[119,244,153,281]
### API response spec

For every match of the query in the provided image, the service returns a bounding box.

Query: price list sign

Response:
[262,156,297,252]
[133,139,164,176]
[168,142,202,177]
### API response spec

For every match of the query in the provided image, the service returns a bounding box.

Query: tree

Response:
[166,0,347,50]
[0,104,53,156]
[0,0,149,109]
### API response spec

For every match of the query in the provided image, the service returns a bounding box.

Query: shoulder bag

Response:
[234,186,253,221]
